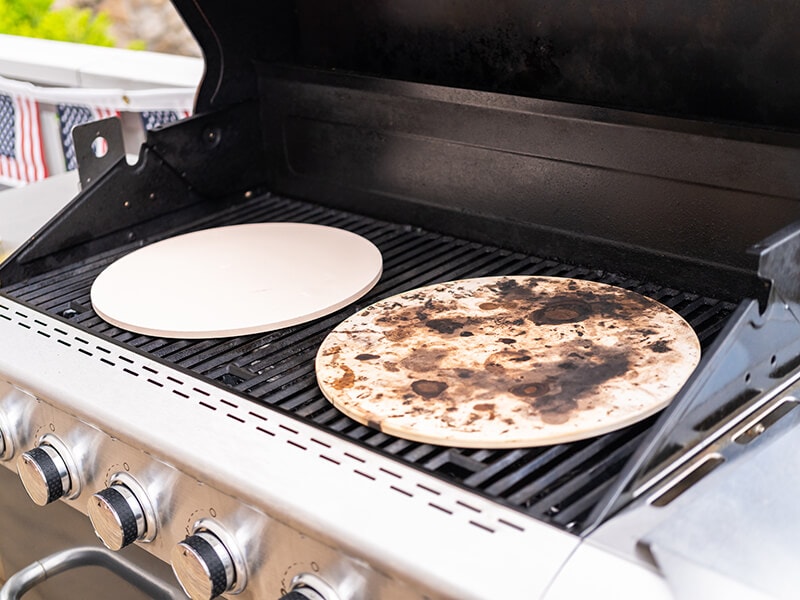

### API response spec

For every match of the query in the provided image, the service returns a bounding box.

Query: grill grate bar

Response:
[540,432,647,529]
[509,422,651,506]
[483,446,574,497]
[462,449,534,488]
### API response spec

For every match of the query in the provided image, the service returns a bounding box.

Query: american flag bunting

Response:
[0,74,195,182]
[141,109,192,132]
[0,90,48,186]
[56,104,120,171]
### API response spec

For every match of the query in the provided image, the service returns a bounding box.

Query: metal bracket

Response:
[585,221,800,533]
[73,116,126,189]
[752,221,800,312]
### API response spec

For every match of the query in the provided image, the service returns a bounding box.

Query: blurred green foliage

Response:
[0,0,116,46]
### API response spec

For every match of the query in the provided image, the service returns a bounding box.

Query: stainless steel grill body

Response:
[4,1,800,597]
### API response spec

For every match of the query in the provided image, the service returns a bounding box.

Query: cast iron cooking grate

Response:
[1,192,736,533]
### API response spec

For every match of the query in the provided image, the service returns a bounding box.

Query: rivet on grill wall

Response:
[203,127,222,148]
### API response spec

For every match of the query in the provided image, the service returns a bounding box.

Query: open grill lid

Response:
[177,1,800,132]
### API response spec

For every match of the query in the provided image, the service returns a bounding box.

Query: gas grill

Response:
[2,2,800,599]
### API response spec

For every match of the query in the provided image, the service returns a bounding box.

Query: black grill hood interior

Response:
[182,1,800,130]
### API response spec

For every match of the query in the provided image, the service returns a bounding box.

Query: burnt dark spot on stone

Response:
[355,353,380,361]
[321,344,342,357]
[639,328,657,337]
[489,277,542,306]
[650,340,671,353]
[558,361,578,370]
[473,402,495,411]
[426,318,464,334]
[485,350,533,370]
[528,348,631,422]
[496,278,521,293]
[540,407,574,425]
[510,381,551,397]
[530,300,593,325]
[400,348,448,372]
[330,365,355,390]
[479,302,501,310]
[411,379,448,398]
[381,326,413,342]
[459,331,474,337]
[499,338,516,345]
[456,369,474,378]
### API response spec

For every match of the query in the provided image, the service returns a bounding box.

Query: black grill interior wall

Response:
[1,192,736,534]
[256,67,798,303]
[177,0,800,131]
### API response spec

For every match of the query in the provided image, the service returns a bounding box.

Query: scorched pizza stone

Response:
[315,276,700,448]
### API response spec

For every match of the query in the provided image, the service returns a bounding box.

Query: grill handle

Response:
[0,545,185,600]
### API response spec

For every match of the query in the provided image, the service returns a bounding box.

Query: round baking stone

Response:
[91,223,383,339]
[315,276,701,448]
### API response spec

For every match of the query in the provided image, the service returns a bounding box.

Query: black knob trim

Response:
[181,534,229,599]
[93,487,139,548]
[24,446,64,504]
[281,593,316,600]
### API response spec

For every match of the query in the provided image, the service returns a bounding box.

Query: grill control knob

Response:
[172,531,236,600]
[17,444,72,506]
[88,484,147,550]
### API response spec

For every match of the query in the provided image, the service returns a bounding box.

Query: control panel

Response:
[0,379,413,600]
